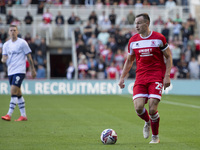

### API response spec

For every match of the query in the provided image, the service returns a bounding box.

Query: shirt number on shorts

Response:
[15,76,20,84]
[155,82,163,90]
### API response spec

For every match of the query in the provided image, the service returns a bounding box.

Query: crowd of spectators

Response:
[0,0,199,80]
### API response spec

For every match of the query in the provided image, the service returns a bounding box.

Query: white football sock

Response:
[7,96,18,116]
[18,96,26,117]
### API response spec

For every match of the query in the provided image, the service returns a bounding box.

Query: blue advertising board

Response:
[0,79,199,95]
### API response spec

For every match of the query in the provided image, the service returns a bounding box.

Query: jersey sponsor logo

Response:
[139,48,153,57]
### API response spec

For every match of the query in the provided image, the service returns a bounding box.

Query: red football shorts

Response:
[133,81,163,102]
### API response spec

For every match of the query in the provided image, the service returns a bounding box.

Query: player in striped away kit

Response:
[1,25,36,121]
[118,13,172,143]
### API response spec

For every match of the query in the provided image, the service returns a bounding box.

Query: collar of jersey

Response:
[139,31,152,39]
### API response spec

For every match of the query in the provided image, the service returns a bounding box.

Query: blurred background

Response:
[0,0,199,94]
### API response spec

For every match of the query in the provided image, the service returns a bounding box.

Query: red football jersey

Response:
[128,31,168,84]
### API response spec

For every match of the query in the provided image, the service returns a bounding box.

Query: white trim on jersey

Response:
[131,39,164,50]
[133,94,148,100]
[148,94,161,100]
[139,31,153,39]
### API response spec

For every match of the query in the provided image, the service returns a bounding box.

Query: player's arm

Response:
[118,54,135,89]
[162,47,172,90]
[27,53,37,78]
[1,55,8,63]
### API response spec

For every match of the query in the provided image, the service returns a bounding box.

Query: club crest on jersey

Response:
[151,41,156,47]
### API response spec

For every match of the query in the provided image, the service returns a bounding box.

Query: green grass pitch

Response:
[0,94,200,150]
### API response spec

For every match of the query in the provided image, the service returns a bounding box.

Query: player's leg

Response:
[13,74,27,121]
[134,98,151,139]
[1,75,18,121]
[15,88,27,121]
[148,81,163,143]
[149,98,160,143]
[1,84,19,121]
[133,84,150,139]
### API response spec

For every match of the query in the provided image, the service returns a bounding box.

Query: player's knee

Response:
[149,108,157,115]
[135,107,144,114]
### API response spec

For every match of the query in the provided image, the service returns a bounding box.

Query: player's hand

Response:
[31,69,37,79]
[118,78,125,89]
[163,75,170,90]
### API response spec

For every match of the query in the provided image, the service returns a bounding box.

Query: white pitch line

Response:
[119,95,200,109]
[161,100,200,109]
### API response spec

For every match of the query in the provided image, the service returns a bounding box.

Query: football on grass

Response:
[100,129,117,144]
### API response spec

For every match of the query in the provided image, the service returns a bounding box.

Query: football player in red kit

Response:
[118,13,172,144]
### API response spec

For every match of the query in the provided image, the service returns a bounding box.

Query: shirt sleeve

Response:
[2,43,7,55]
[160,34,169,51]
[128,37,135,55]
[22,40,32,55]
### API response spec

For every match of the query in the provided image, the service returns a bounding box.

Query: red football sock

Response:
[137,108,150,122]
[150,111,160,135]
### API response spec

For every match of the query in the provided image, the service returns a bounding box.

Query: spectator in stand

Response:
[55,11,65,25]
[114,48,125,68]
[135,0,143,8]
[42,8,53,24]
[105,47,114,66]
[37,1,45,15]
[76,39,87,56]
[109,9,117,25]
[158,0,165,5]
[97,56,106,79]
[107,36,118,54]
[161,23,170,43]
[97,29,110,45]
[98,11,108,26]
[188,57,199,79]
[11,17,21,26]
[36,65,46,78]
[38,38,47,57]
[166,18,174,28]
[28,38,38,58]
[118,17,128,28]
[177,61,189,79]
[127,0,134,5]
[143,0,151,6]
[187,13,196,35]
[67,12,76,25]
[24,32,32,43]
[88,11,98,24]
[174,14,182,25]
[153,16,165,26]
[34,34,41,47]
[187,35,196,57]
[0,0,6,14]
[171,42,181,66]
[6,10,14,24]
[100,18,111,31]
[66,61,75,79]
[107,62,118,79]
[87,58,97,79]
[87,33,98,46]
[0,44,5,79]
[86,44,96,60]
[24,11,33,25]
[0,29,8,43]
[184,45,192,63]
[170,64,178,79]
[83,21,93,44]
[95,0,103,9]
[78,58,88,79]
[118,0,127,7]
[85,0,96,7]
[172,21,182,41]
[127,10,135,25]
[34,49,46,66]
[194,35,200,56]
[115,29,127,49]
[181,22,192,49]
[165,0,176,10]
[7,0,14,7]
